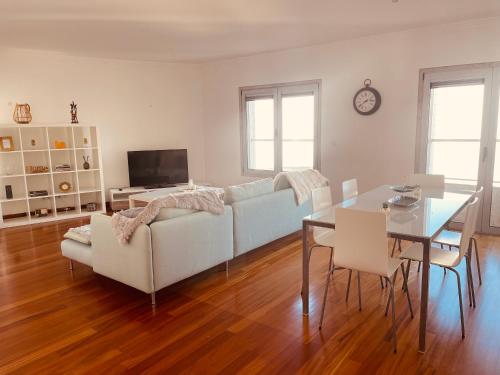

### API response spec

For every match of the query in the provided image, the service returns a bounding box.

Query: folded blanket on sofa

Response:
[273,169,328,205]
[111,189,225,244]
[64,224,92,245]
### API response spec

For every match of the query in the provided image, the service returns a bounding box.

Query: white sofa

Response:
[61,178,313,303]
[66,206,233,303]
[224,178,312,256]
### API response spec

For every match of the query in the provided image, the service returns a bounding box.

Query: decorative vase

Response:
[83,156,90,170]
[13,103,32,124]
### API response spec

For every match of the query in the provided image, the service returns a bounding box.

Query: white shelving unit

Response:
[0,124,105,228]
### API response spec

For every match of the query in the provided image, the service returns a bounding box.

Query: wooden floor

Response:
[1,219,500,374]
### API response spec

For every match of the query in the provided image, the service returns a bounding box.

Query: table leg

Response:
[302,221,309,316]
[418,238,431,353]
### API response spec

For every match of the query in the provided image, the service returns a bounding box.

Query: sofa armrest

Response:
[91,214,154,293]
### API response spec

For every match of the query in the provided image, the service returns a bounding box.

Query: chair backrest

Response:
[474,186,484,203]
[407,173,445,189]
[456,197,480,266]
[312,186,332,213]
[334,207,389,276]
[342,179,358,201]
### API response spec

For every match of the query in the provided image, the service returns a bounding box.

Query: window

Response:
[426,81,484,185]
[240,81,320,175]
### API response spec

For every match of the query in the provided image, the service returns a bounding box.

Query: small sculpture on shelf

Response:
[82,155,90,170]
[70,101,78,124]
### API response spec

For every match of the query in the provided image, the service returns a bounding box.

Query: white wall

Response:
[201,17,500,202]
[0,49,205,193]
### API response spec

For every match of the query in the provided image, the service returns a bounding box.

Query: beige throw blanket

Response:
[273,169,329,205]
[111,189,224,244]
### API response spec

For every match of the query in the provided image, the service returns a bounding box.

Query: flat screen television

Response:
[127,149,188,188]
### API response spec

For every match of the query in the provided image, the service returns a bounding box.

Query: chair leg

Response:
[225,260,229,278]
[466,256,476,308]
[417,261,421,273]
[319,260,335,329]
[472,237,482,286]
[387,277,398,353]
[391,238,397,257]
[357,271,362,311]
[402,259,411,291]
[345,269,352,302]
[301,245,326,295]
[401,263,414,318]
[448,268,465,339]
[379,276,385,289]
[398,239,402,252]
[68,259,73,270]
[151,292,156,306]
[385,269,398,316]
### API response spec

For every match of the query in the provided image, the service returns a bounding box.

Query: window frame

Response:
[240,80,321,177]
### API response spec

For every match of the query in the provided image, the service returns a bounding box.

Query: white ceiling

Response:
[1,0,500,63]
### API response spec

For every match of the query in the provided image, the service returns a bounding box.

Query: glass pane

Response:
[428,141,480,182]
[282,95,314,140]
[283,141,313,171]
[246,98,274,139]
[490,141,500,228]
[491,183,500,228]
[248,140,274,170]
[429,84,484,140]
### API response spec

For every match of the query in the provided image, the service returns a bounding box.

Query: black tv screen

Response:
[127,149,188,187]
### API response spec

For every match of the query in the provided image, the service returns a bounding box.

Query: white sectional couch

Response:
[61,178,313,303]
[224,178,312,256]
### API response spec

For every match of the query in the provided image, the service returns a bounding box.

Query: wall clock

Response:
[353,79,381,115]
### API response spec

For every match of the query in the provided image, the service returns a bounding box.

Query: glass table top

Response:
[304,185,473,240]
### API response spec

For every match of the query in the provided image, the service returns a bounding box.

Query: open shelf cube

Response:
[78,169,101,192]
[0,152,24,176]
[29,196,55,222]
[1,200,29,226]
[80,191,102,213]
[50,149,76,172]
[0,176,27,200]
[20,127,49,151]
[55,194,80,217]
[24,150,50,175]
[76,148,99,171]
[26,171,54,197]
[48,126,74,150]
[74,127,98,148]
[53,172,77,195]
[0,127,21,152]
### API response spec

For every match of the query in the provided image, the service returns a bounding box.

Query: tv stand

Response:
[144,184,176,189]
[109,186,170,211]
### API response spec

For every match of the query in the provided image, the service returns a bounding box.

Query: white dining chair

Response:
[400,197,480,339]
[393,173,446,262]
[434,186,484,290]
[342,178,358,201]
[407,173,445,189]
[342,178,385,293]
[319,207,413,353]
[310,186,335,264]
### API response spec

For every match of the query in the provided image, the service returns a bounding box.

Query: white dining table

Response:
[301,185,473,353]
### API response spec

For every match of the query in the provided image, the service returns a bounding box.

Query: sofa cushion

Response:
[224,178,274,204]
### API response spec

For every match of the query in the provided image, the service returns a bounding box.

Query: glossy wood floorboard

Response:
[1,219,500,374]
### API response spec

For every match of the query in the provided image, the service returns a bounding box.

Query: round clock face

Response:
[353,87,381,115]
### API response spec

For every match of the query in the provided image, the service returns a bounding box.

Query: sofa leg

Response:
[68,259,73,270]
[151,292,156,306]
[225,260,229,278]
